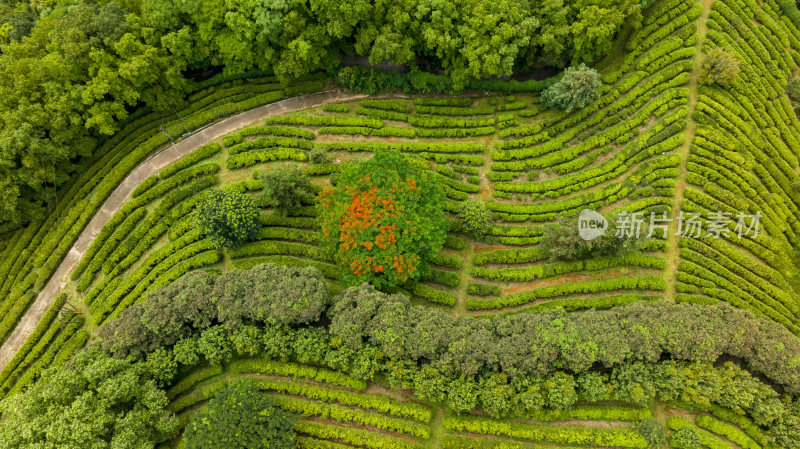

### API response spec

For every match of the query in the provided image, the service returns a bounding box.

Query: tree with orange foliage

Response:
[317,150,448,289]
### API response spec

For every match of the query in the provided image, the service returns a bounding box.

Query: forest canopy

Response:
[0,0,642,226]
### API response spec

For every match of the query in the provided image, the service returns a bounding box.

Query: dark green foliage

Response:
[698,48,740,86]
[183,381,297,449]
[541,64,602,112]
[98,271,216,358]
[327,287,800,392]
[193,188,260,250]
[213,263,328,328]
[636,419,668,448]
[457,200,494,239]
[98,264,327,360]
[257,164,316,215]
[670,427,701,449]
[0,346,178,449]
[540,213,638,260]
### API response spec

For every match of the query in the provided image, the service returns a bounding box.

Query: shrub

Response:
[317,150,448,288]
[309,147,331,164]
[635,419,667,448]
[698,48,740,86]
[541,64,602,112]
[457,200,494,239]
[183,381,297,449]
[193,188,260,250]
[670,427,701,449]
[257,163,316,215]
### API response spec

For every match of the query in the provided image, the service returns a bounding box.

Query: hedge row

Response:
[228,240,330,262]
[695,414,761,449]
[408,283,457,306]
[442,415,648,447]
[471,253,665,282]
[467,282,502,297]
[226,148,308,169]
[408,114,495,128]
[295,421,425,449]
[316,141,484,154]
[361,99,411,112]
[354,107,408,121]
[466,276,667,310]
[415,105,495,115]
[166,365,224,399]
[273,395,430,439]
[317,125,416,138]
[516,294,660,313]
[226,136,313,155]
[239,125,315,139]
[244,377,431,422]
[413,97,472,107]
[265,114,383,128]
[227,358,366,390]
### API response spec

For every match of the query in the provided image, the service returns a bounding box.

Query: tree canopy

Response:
[0,346,178,449]
[317,150,448,288]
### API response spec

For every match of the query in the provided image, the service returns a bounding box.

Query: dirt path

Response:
[663,0,714,299]
[0,89,372,371]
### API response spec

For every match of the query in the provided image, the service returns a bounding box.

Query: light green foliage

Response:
[183,381,297,449]
[0,346,178,449]
[192,188,260,250]
[698,48,740,86]
[257,163,316,215]
[457,200,494,239]
[541,64,602,112]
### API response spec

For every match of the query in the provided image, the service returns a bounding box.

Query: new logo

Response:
[578,209,608,241]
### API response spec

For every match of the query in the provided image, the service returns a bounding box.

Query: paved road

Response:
[0,89,370,371]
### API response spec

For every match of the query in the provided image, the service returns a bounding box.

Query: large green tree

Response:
[317,150,448,288]
[0,346,178,449]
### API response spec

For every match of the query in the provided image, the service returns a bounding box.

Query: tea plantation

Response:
[1,0,800,447]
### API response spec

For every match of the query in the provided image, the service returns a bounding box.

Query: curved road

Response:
[0,89,372,370]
